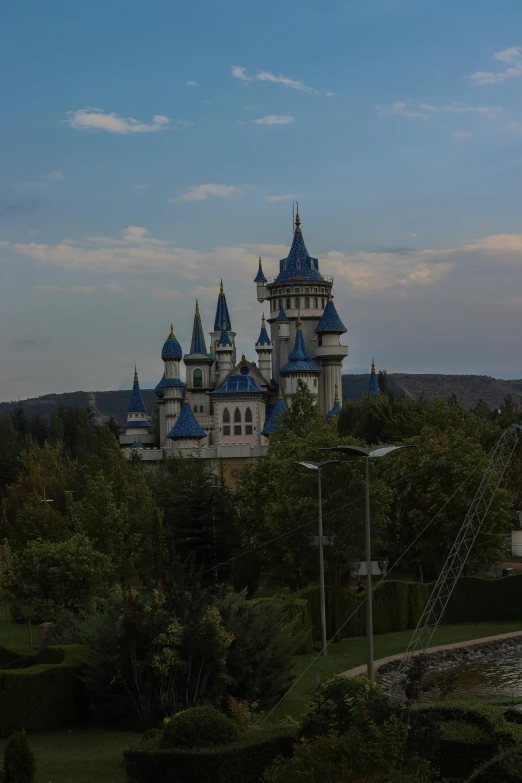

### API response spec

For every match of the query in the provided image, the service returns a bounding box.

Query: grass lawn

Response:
[0,604,38,648]
[269,620,522,721]
[0,728,139,783]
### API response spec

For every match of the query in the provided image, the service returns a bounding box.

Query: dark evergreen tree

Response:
[2,730,35,783]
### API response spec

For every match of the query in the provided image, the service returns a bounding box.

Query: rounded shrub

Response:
[2,729,36,783]
[300,675,395,740]
[161,706,240,749]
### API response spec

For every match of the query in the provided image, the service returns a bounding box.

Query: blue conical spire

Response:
[254,256,267,283]
[128,367,147,413]
[167,395,206,439]
[275,207,324,284]
[190,300,207,354]
[326,383,342,420]
[280,312,320,373]
[369,358,379,396]
[316,295,347,334]
[256,314,272,346]
[262,389,287,435]
[214,279,232,332]
[217,318,232,347]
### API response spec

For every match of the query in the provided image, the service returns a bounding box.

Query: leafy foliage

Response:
[2,730,35,783]
[162,706,240,748]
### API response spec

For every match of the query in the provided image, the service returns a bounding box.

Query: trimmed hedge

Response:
[249,597,313,654]
[124,728,297,783]
[292,575,522,641]
[466,743,522,782]
[0,643,89,737]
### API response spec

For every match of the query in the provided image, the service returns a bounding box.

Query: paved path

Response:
[342,630,522,678]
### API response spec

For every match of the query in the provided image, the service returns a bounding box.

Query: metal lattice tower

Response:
[390,424,521,696]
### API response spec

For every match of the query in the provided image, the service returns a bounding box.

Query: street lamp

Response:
[323,444,412,680]
[296,460,338,656]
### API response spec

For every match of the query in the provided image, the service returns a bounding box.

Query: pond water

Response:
[423,654,522,701]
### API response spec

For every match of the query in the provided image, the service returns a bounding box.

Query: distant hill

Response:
[1,374,520,426]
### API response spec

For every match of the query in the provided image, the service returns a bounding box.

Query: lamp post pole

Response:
[364,455,374,681]
[317,466,327,658]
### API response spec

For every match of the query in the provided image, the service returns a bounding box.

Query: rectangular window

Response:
[305,287,310,293]
[245,425,253,435]
[294,287,299,293]
[234,425,242,435]
[223,426,230,436]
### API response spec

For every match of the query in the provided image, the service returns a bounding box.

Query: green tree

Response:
[2,730,36,783]
[7,533,114,620]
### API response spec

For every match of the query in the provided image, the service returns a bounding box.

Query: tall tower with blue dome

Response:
[156,324,185,444]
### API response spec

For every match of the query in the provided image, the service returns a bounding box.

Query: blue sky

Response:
[1,0,522,399]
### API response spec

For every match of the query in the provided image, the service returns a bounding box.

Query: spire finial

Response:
[222,317,227,331]
[169,323,175,338]
[371,357,376,373]
[134,365,138,381]
[296,310,302,329]
[195,299,200,316]
[278,386,284,400]
[292,201,295,232]
[295,202,301,233]
[262,312,266,327]
[258,255,262,266]
[220,279,224,295]
[334,381,340,404]
[328,291,333,302]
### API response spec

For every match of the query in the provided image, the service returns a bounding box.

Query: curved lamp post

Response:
[322,444,412,680]
[297,460,338,656]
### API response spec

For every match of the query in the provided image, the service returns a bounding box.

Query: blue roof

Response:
[127,420,152,429]
[131,439,143,448]
[262,395,287,435]
[210,373,262,395]
[280,326,320,374]
[167,400,206,439]
[217,328,232,347]
[214,282,232,332]
[189,303,207,355]
[276,306,288,322]
[254,257,267,283]
[128,371,148,413]
[369,362,379,396]
[256,317,272,346]
[316,298,347,334]
[162,326,183,360]
[154,373,185,399]
[274,213,324,284]
[326,402,341,421]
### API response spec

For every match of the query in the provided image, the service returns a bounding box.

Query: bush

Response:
[232,552,261,597]
[466,743,522,782]
[0,643,89,737]
[162,707,240,749]
[2,730,35,783]
[300,675,395,740]
[249,597,313,655]
[124,727,296,783]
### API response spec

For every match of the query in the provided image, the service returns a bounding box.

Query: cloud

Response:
[264,194,298,202]
[376,101,501,120]
[48,170,64,180]
[34,283,124,294]
[66,109,173,134]
[452,129,474,139]
[507,121,522,133]
[467,46,522,85]
[174,184,239,202]
[232,66,327,95]
[133,183,149,190]
[252,115,295,125]
[185,80,199,87]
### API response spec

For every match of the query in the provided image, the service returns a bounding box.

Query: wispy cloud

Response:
[264,194,298,202]
[18,170,66,190]
[507,121,522,133]
[452,129,474,139]
[66,109,174,134]
[133,183,149,190]
[376,101,501,120]
[48,170,64,180]
[252,115,295,125]
[232,66,328,95]
[173,184,239,202]
[34,283,124,295]
[467,46,522,85]
[185,80,199,87]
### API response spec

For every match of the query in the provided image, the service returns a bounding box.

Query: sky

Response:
[1,0,522,400]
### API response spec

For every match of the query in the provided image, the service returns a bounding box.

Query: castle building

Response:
[120,210,349,477]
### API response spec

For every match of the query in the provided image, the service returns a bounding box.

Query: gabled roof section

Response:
[167,399,206,439]
[210,373,262,395]
[128,368,148,413]
[256,314,272,347]
[316,296,347,334]
[262,392,287,435]
[162,325,183,360]
[369,359,379,396]
[274,208,324,284]
[214,279,232,332]
[280,314,320,374]
[254,256,267,283]
[189,301,208,355]
[276,306,288,322]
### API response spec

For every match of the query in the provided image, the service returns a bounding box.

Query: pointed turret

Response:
[155,325,185,445]
[216,318,234,383]
[124,367,152,436]
[167,394,206,440]
[254,256,267,284]
[184,301,213,392]
[262,388,287,436]
[281,313,320,373]
[210,280,236,385]
[369,358,379,396]
[214,279,232,331]
[255,314,273,381]
[161,324,183,360]
[315,294,347,334]
[128,366,148,414]
[274,207,324,284]
[190,300,208,355]
[326,382,342,421]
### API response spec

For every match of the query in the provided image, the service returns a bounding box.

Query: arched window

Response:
[295,297,300,309]
[245,407,253,434]
[314,297,318,308]
[314,378,318,387]
[296,258,301,270]
[305,297,310,309]
[193,368,202,388]
[234,407,242,435]
[321,298,325,308]
[245,407,252,422]
[222,407,230,436]
[193,405,198,413]
[200,405,204,413]
[286,298,291,310]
